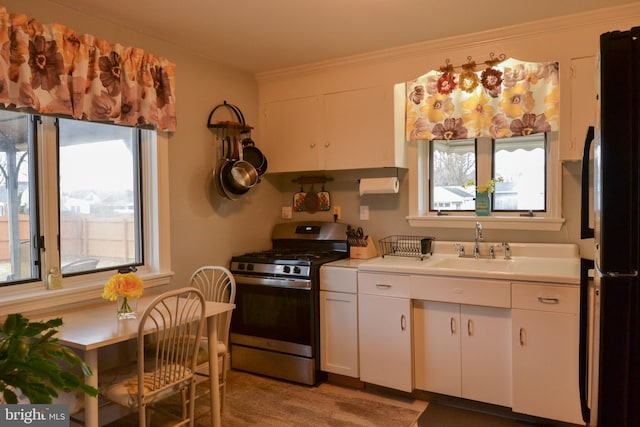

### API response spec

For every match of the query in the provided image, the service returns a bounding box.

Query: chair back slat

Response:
[137,287,205,401]
[189,266,236,341]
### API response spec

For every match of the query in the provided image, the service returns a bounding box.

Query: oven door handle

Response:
[233,274,312,290]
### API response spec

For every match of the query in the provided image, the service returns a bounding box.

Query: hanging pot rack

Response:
[207,100,253,139]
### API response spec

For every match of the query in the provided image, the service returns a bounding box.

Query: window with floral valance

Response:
[405,57,559,141]
[0,6,177,131]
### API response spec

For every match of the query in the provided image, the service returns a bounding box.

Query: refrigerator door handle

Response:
[579,258,594,423]
[581,126,595,239]
[601,270,638,278]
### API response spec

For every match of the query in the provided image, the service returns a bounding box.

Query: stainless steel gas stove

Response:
[229,221,349,385]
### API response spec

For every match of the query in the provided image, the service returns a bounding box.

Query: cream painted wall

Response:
[2,1,283,289]
[259,4,640,259]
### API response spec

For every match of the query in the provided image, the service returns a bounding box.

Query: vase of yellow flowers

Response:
[102,267,144,319]
[464,177,504,216]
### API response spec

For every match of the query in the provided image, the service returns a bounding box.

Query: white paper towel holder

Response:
[358,176,400,196]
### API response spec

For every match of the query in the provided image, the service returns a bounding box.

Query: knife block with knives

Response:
[350,236,378,259]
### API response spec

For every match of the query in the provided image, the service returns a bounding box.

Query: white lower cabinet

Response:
[354,269,582,424]
[320,265,359,377]
[414,300,512,407]
[511,282,583,424]
[357,272,413,392]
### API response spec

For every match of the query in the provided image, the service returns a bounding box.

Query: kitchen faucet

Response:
[473,221,483,258]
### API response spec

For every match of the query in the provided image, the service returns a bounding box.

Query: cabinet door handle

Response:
[326,297,350,303]
[310,143,316,148]
[450,317,457,334]
[400,314,406,331]
[467,319,474,336]
[538,297,560,304]
[375,283,391,289]
[519,327,526,346]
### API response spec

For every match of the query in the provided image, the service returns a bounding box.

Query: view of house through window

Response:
[429,133,547,213]
[58,119,143,274]
[430,139,476,211]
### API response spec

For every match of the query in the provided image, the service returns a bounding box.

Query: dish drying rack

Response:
[378,235,434,260]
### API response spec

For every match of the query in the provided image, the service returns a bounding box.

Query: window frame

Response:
[56,118,145,276]
[428,138,477,213]
[0,114,173,316]
[492,134,548,213]
[406,131,564,231]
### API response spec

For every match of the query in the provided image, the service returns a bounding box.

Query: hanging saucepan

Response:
[221,102,266,176]
[220,136,258,196]
[242,135,268,176]
[214,136,239,200]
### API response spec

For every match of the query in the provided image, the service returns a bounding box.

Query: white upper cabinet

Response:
[261,95,324,172]
[561,55,597,161]
[261,86,406,173]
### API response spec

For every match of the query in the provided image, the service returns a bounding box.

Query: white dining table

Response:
[35,294,234,427]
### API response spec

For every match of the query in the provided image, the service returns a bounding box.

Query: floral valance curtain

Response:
[405,57,558,141]
[0,6,177,131]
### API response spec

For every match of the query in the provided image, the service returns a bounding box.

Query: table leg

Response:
[207,316,221,427]
[84,349,99,427]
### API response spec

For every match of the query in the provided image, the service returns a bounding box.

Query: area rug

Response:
[104,369,423,426]
[417,401,537,427]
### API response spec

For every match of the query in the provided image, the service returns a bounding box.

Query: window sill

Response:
[406,215,565,231]
[0,271,174,318]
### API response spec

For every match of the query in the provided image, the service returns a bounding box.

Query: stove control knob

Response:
[293,266,301,274]
[283,266,291,274]
[238,263,245,270]
[247,264,254,271]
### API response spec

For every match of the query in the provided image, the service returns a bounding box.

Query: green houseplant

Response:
[0,313,99,404]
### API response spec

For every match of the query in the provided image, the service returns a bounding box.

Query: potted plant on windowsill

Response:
[0,313,99,404]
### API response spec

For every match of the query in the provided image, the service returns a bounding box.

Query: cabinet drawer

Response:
[512,282,579,314]
[358,272,410,297]
[410,276,510,308]
[321,266,357,293]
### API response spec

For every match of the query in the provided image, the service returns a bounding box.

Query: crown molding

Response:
[256,2,640,81]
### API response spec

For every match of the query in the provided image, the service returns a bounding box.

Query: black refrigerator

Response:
[579,27,640,427]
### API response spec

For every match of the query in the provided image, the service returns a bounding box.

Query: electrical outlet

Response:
[360,205,370,220]
[282,206,293,219]
[333,206,342,220]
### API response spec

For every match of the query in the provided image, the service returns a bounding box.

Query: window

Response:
[58,119,143,275]
[0,112,153,288]
[412,131,562,230]
[430,139,476,212]
[0,110,38,283]
[428,133,549,215]
[493,135,546,212]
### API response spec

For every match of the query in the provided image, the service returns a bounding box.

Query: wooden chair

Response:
[188,266,236,411]
[102,287,206,427]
